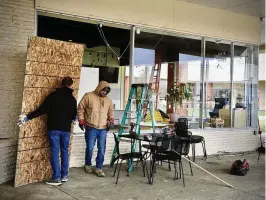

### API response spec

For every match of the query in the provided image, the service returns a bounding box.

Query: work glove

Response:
[17,114,29,127]
[79,120,86,131]
[72,117,77,124]
[107,119,115,131]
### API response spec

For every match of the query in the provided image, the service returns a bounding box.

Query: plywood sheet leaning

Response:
[14,37,84,187]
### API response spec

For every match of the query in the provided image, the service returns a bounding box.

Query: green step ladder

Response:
[109,83,156,167]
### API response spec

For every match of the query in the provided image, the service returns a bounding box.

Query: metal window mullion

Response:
[200,37,206,129]
[230,42,234,128]
[129,26,135,124]
[129,26,135,86]
[205,59,209,119]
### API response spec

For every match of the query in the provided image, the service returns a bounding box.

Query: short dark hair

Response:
[62,76,73,87]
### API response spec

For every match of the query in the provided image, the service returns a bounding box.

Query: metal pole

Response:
[129,26,135,86]
[252,46,259,130]
[174,62,177,83]
[200,37,206,129]
[230,42,234,128]
[181,155,234,188]
[205,59,209,119]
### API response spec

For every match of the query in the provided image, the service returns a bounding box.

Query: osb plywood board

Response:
[15,36,84,187]
[20,117,47,138]
[17,148,50,164]
[24,75,80,89]
[21,88,55,113]
[15,160,52,187]
[18,136,49,151]
[25,61,81,78]
[22,88,78,113]
[27,37,83,66]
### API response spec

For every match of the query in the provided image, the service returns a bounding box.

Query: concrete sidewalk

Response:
[0,152,264,200]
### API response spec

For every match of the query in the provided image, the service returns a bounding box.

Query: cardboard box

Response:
[219,109,230,127]
[211,118,224,128]
[233,109,247,128]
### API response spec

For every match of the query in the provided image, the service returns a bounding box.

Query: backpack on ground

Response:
[230,159,249,176]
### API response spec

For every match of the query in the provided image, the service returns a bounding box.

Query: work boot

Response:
[84,165,93,173]
[45,179,62,186]
[61,177,68,183]
[95,169,105,177]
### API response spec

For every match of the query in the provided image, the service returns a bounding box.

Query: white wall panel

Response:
[36,0,261,44]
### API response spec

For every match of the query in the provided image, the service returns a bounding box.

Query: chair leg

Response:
[179,162,181,179]
[204,139,207,159]
[150,159,156,185]
[145,159,151,183]
[192,143,196,162]
[116,160,123,184]
[187,155,193,176]
[113,159,119,177]
[202,139,207,160]
[127,159,130,177]
[168,160,172,171]
[180,161,185,187]
[174,161,178,180]
[141,159,146,177]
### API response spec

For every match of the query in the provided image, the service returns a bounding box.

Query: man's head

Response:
[62,76,73,88]
[99,87,110,97]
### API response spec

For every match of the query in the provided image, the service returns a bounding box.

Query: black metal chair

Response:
[112,133,146,184]
[150,135,191,186]
[175,118,207,162]
[171,137,192,186]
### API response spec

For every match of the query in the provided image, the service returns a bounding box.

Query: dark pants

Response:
[48,130,70,180]
[85,127,107,169]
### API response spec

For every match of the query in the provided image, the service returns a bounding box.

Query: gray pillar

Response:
[229,42,234,128]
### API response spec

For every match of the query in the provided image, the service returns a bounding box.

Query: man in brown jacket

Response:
[77,81,114,177]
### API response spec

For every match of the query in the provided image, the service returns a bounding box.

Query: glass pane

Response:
[233,45,250,128]
[259,49,265,133]
[133,30,202,128]
[205,41,231,128]
[179,54,202,125]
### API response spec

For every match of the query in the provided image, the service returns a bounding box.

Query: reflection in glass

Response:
[205,41,231,128]
[128,30,202,128]
[233,45,259,128]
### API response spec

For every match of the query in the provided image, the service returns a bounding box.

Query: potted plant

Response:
[165,82,193,122]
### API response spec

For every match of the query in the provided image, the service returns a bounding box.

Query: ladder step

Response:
[128,98,146,100]
[125,111,137,113]
[119,139,132,143]
[120,125,132,128]
[131,84,149,88]
[126,117,137,120]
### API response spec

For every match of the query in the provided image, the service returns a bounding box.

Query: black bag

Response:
[230,159,249,176]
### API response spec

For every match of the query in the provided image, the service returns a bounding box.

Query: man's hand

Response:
[79,120,86,131]
[107,119,115,130]
[17,115,29,127]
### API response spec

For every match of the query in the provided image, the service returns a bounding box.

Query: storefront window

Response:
[127,30,202,128]
[232,45,256,128]
[124,27,259,130]
[205,41,231,128]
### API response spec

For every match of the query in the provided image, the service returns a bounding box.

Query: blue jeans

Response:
[48,130,70,180]
[85,127,107,169]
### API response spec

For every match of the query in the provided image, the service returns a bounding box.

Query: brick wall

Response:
[0,0,35,139]
[0,0,35,184]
